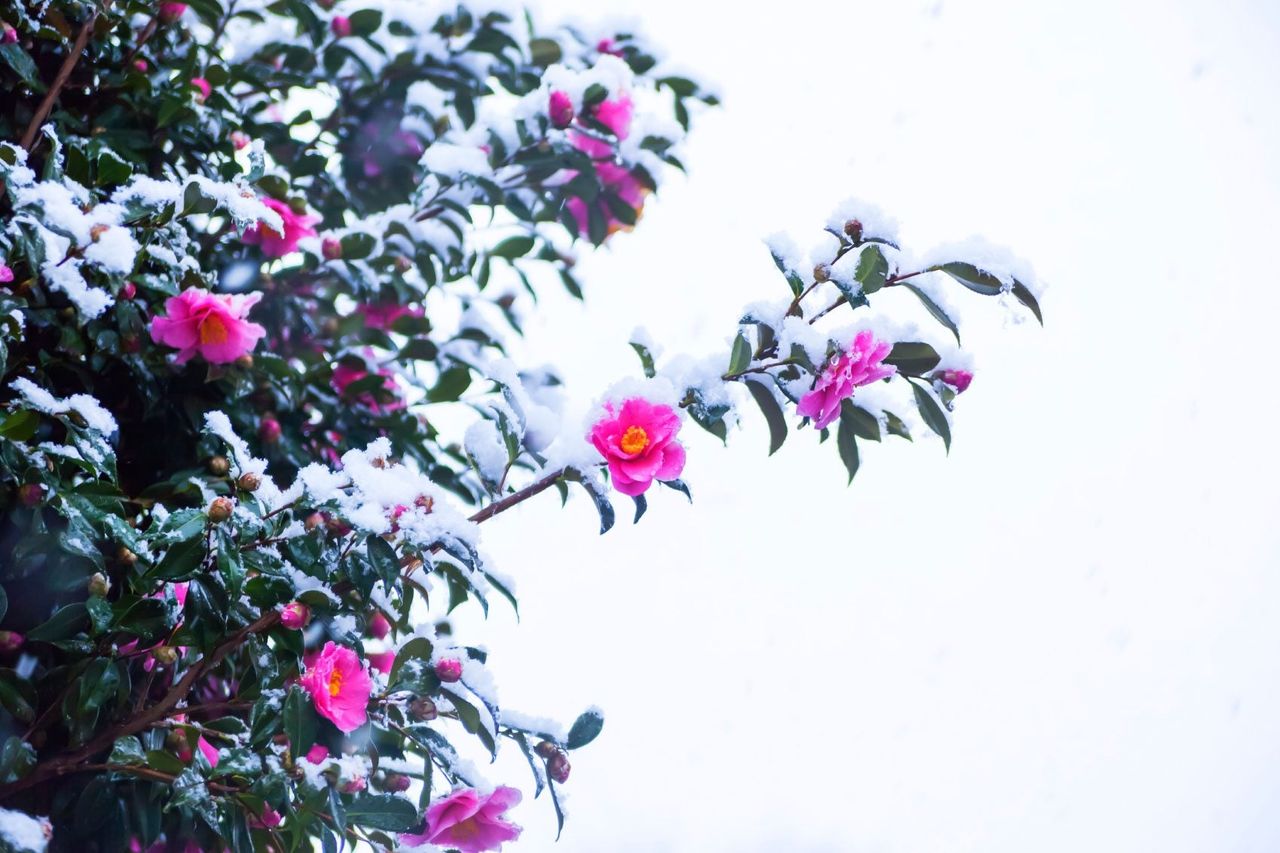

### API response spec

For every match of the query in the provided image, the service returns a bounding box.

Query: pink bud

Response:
[158,3,187,23]
[132,59,147,73]
[340,776,367,794]
[321,236,343,261]
[548,90,574,129]
[368,611,391,639]
[190,77,211,103]
[2,23,19,45]
[231,131,250,150]
[548,751,571,784]
[259,416,281,443]
[0,264,13,284]
[330,15,352,38]
[939,369,974,393]
[18,483,44,507]
[305,744,330,764]
[596,38,622,57]
[250,807,282,829]
[434,658,463,683]
[280,601,310,630]
[120,281,136,300]
[383,772,411,793]
[0,631,24,654]
[367,651,395,674]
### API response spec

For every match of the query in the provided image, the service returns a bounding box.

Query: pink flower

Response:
[358,301,423,331]
[305,744,331,764]
[149,287,266,364]
[0,264,13,283]
[367,651,395,674]
[588,398,686,496]
[250,806,282,829]
[591,95,633,139]
[259,416,282,443]
[938,369,973,393]
[400,787,523,853]
[330,15,351,37]
[332,359,403,414]
[190,77,211,103]
[197,736,219,767]
[321,236,343,260]
[230,131,249,150]
[1,24,18,45]
[796,330,897,430]
[548,90,574,129]
[280,601,310,629]
[563,94,646,239]
[158,3,187,23]
[596,38,623,56]
[368,612,391,640]
[242,197,319,258]
[299,642,373,733]
[0,631,24,654]
[435,658,463,683]
[132,59,147,72]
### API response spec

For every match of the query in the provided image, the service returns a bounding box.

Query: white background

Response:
[451,1,1280,850]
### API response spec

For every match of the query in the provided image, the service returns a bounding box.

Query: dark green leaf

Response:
[900,283,961,345]
[883,342,941,376]
[744,379,787,455]
[910,380,952,452]
[565,708,604,750]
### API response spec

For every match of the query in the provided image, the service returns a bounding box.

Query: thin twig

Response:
[20,8,102,151]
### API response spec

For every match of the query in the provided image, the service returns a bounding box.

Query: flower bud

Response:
[0,23,17,45]
[259,416,282,443]
[207,496,234,523]
[89,224,110,242]
[304,744,330,764]
[320,317,340,336]
[330,15,352,37]
[408,697,437,721]
[340,776,367,794]
[237,472,261,492]
[534,740,559,759]
[548,90,574,129]
[280,601,310,630]
[117,546,137,566]
[548,751,571,784]
[322,236,343,260]
[190,77,211,103]
[368,611,391,640]
[937,369,974,393]
[208,455,230,476]
[132,59,148,72]
[152,645,179,667]
[813,263,831,283]
[0,264,13,284]
[305,512,324,532]
[234,354,254,369]
[0,631,24,654]
[414,494,434,512]
[158,3,187,23]
[382,772,411,793]
[88,572,111,598]
[120,281,137,300]
[843,219,863,242]
[231,131,249,150]
[18,483,44,507]
[434,658,463,683]
[394,255,412,273]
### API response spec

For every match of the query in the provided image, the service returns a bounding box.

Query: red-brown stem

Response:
[20,9,101,151]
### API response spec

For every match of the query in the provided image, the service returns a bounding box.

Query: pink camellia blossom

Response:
[399,787,523,853]
[359,301,423,332]
[0,263,13,283]
[250,807,282,829]
[0,631,24,654]
[341,776,367,794]
[591,94,633,139]
[368,612,391,640]
[435,658,463,683]
[321,236,343,261]
[596,37,623,56]
[330,15,351,37]
[299,642,373,733]
[938,369,974,393]
[563,94,647,238]
[149,287,266,364]
[132,59,147,72]
[242,197,319,258]
[230,131,249,150]
[280,601,310,629]
[796,330,897,430]
[259,415,282,443]
[588,397,686,496]
[190,77,211,103]
[332,360,404,414]
[197,736,219,767]
[1,24,18,45]
[120,281,136,300]
[305,744,330,765]
[548,90,574,129]
[158,3,187,23]
[367,651,395,674]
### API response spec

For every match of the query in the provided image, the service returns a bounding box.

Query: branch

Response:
[20,7,102,151]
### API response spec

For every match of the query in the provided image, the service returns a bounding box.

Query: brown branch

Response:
[20,7,102,151]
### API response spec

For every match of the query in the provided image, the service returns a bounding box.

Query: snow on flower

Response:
[241,197,319,258]
[399,787,522,853]
[299,642,373,733]
[588,397,686,496]
[795,329,897,430]
[149,288,267,364]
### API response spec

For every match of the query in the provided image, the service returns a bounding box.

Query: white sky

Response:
[447,1,1280,850]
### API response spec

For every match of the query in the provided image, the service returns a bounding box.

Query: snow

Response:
[913,236,1042,296]
[465,419,510,484]
[825,196,901,244]
[9,377,118,435]
[0,808,49,853]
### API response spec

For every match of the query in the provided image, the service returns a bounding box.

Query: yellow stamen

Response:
[200,315,229,345]
[620,425,649,454]
[328,668,343,697]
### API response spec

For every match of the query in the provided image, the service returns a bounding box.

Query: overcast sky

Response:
[448,1,1280,850]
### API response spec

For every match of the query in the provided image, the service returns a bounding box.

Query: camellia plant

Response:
[0,0,1042,851]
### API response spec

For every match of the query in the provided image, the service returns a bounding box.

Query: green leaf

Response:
[428,365,471,403]
[0,409,39,440]
[884,411,912,441]
[347,9,383,37]
[109,736,146,765]
[883,342,941,376]
[442,689,496,759]
[0,737,35,783]
[836,408,861,484]
[96,150,133,186]
[727,333,752,375]
[931,261,1004,295]
[366,535,399,591]
[151,535,207,581]
[744,378,787,456]
[345,793,419,832]
[566,708,604,750]
[629,341,656,378]
[339,232,376,260]
[854,245,888,294]
[842,400,882,442]
[283,685,319,756]
[490,235,535,259]
[576,478,615,535]
[900,283,961,345]
[27,602,89,642]
[1011,280,1044,324]
[631,494,647,524]
[910,380,952,452]
[0,42,44,92]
